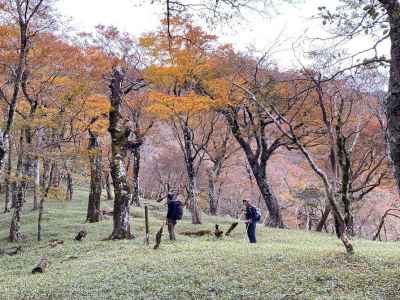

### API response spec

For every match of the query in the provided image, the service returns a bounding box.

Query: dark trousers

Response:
[247,222,256,243]
[167,219,176,241]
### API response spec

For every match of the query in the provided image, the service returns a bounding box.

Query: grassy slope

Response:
[1,189,400,300]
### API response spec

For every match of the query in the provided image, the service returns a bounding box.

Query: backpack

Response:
[255,207,261,223]
[175,201,183,220]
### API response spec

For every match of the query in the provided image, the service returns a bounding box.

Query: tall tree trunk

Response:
[254,172,284,228]
[38,162,55,241]
[105,172,113,201]
[108,67,133,239]
[182,124,201,224]
[316,204,331,232]
[32,158,40,210]
[0,13,31,173]
[64,163,73,202]
[9,132,26,242]
[131,147,141,207]
[207,169,218,215]
[41,159,50,190]
[188,170,201,224]
[4,138,12,213]
[207,159,223,216]
[86,131,102,223]
[51,165,60,188]
[223,110,284,228]
[383,1,400,194]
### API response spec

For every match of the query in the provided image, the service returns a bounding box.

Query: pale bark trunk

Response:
[105,172,113,201]
[207,160,223,216]
[51,165,60,188]
[108,67,133,239]
[0,17,30,173]
[9,132,26,242]
[41,159,50,190]
[207,169,218,215]
[37,162,55,241]
[32,158,40,210]
[182,124,201,224]
[4,138,12,213]
[188,172,201,224]
[131,147,141,207]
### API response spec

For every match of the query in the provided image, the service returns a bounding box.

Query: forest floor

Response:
[0,189,399,299]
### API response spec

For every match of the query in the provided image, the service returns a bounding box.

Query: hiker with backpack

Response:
[166,191,183,241]
[243,199,261,243]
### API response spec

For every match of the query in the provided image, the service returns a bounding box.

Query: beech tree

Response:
[205,116,238,215]
[107,66,145,239]
[142,18,220,224]
[318,0,400,195]
[208,50,297,228]
[0,0,55,241]
[297,72,389,236]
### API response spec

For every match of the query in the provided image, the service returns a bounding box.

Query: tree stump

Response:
[153,225,164,250]
[75,230,87,241]
[32,256,48,273]
[214,224,224,238]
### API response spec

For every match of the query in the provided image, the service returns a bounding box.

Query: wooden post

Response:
[144,205,149,245]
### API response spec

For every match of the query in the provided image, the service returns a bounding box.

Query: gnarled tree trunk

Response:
[223,109,285,228]
[382,1,400,194]
[108,67,133,239]
[182,124,201,224]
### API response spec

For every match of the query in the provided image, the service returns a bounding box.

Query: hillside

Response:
[1,190,400,300]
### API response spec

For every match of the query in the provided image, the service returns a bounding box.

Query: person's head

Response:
[243,199,251,207]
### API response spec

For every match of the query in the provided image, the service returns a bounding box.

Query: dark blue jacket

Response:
[167,194,178,220]
[167,199,178,221]
[245,206,258,224]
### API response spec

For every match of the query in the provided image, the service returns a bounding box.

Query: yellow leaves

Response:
[90,118,109,136]
[84,94,110,116]
[146,91,214,119]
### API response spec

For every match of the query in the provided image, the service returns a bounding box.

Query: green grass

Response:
[1,189,400,299]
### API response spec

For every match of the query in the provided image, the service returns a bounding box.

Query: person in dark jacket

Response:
[166,191,179,241]
[243,199,257,243]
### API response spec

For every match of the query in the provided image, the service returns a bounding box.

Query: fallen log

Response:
[75,230,87,241]
[179,230,212,236]
[0,246,22,256]
[32,256,48,273]
[153,225,164,250]
[225,222,239,236]
[48,239,64,248]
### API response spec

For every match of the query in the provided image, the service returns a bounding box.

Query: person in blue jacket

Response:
[166,191,182,241]
[243,199,257,243]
